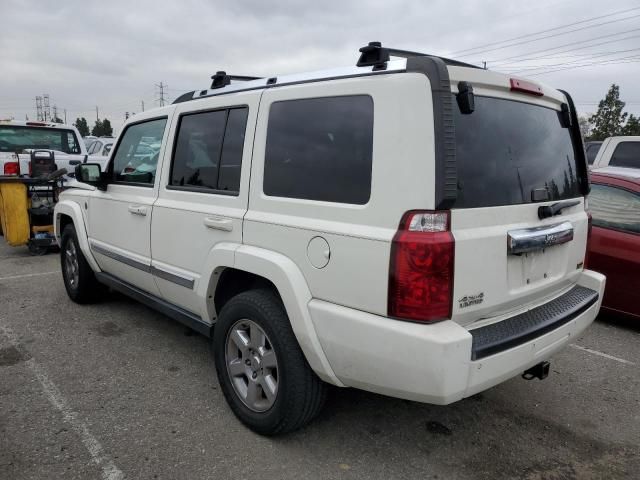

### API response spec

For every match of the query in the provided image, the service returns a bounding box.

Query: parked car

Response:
[590,136,640,170]
[54,43,604,435]
[0,120,87,178]
[587,168,640,319]
[86,138,114,171]
[585,141,603,166]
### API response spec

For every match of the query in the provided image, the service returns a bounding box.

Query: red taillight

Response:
[388,210,454,323]
[3,161,19,175]
[510,78,543,97]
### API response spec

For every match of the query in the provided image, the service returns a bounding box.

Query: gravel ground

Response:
[1,241,638,480]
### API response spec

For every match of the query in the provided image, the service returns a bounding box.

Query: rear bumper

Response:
[309,269,605,404]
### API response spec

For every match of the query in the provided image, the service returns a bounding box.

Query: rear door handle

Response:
[128,205,148,216]
[203,217,233,232]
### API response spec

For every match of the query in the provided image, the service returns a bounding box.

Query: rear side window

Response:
[454,96,581,208]
[170,107,248,194]
[590,183,640,234]
[609,141,640,169]
[263,95,374,205]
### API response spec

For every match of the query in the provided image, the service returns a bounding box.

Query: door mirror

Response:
[75,163,106,189]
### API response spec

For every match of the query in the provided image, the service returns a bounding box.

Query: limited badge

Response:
[459,293,484,309]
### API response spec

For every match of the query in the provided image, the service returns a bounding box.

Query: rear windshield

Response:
[0,125,81,154]
[453,96,581,208]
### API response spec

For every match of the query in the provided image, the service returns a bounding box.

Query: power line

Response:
[451,6,640,56]
[525,55,640,76]
[507,46,640,74]
[486,28,640,66]
[456,11,640,58]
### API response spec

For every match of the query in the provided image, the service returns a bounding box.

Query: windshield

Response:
[453,96,581,208]
[0,125,81,154]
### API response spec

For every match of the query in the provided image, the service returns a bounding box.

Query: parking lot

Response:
[0,241,638,480]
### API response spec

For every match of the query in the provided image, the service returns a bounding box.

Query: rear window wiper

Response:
[538,200,580,219]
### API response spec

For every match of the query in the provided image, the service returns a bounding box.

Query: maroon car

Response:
[588,167,640,319]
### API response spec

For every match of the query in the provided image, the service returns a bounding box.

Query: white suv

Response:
[54,43,605,435]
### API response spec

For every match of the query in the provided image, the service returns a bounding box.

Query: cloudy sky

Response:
[1,0,639,133]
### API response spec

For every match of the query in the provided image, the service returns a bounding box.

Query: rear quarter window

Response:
[263,95,374,205]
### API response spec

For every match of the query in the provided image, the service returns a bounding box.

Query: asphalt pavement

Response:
[0,241,639,480]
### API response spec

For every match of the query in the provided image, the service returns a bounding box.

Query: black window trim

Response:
[590,181,640,236]
[262,93,375,206]
[167,104,249,197]
[108,115,168,189]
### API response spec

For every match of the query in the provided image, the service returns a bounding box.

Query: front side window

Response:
[263,95,374,205]
[454,96,582,208]
[0,126,81,154]
[112,118,167,185]
[589,183,640,234]
[609,141,640,169]
[170,107,248,194]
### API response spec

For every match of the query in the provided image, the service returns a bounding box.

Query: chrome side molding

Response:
[507,221,574,255]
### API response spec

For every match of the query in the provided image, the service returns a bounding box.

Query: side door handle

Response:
[128,205,148,216]
[203,217,233,232]
[69,160,81,165]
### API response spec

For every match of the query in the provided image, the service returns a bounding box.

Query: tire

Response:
[213,289,327,435]
[60,224,103,303]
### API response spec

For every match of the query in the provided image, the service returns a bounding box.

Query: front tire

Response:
[213,289,327,435]
[60,224,103,303]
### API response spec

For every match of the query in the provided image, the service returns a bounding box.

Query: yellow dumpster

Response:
[0,181,30,246]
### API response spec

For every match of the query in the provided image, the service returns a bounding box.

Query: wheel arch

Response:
[54,200,101,272]
[199,244,342,386]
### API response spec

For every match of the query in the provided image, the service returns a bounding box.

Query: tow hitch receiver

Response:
[522,361,550,381]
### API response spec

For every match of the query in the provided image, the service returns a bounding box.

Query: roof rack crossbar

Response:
[211,71,263,89]
[356,42,482,70]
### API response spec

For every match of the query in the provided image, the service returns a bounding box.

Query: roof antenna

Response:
[356,42,390,71]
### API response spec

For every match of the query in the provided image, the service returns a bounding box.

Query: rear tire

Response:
[60,224,103,303]
[213,289,327,435]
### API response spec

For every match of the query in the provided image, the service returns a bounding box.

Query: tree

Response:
[91,118,113,137]
[74,117,90,137]
[52,116,64,124]
[589,84,628,140]
[578,115,591,139]
[622,114,640,136]
[101,118,113,136]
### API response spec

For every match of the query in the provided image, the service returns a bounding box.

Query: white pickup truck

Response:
[0,120,88,177]
[590,136,640,172]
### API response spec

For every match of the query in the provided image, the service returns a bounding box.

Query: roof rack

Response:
[356,41,481,70]
[210,71,262,89]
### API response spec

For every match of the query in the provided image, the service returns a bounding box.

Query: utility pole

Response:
[125,112,130,120]
[52,105,58,122]
[36,96,43,121]
[483,61,487,70]
[96,106,99,122]
[156,82,167,107]
[43,94,50,122]
[64,109,67,124]
[141,100,145,112]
